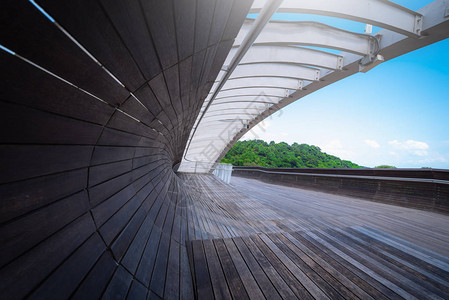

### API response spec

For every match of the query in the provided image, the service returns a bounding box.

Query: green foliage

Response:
[374,165,397,169]
[221,139,362,168]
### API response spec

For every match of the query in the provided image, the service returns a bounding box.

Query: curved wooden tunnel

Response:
[0,0,253,298]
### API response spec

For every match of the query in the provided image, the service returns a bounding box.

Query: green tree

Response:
[221,140,364,169]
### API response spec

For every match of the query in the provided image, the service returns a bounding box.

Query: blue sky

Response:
[242,1,449,168]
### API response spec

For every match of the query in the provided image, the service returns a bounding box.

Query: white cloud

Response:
[322,139,353,159]
[388,139,429,156]
[364,139,380,148]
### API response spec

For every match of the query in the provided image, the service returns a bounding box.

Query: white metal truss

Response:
[224,46,344,70]
[178,0,449,173]
[234,20,376,56]
[249,0,423,38]
[228,63,321,81]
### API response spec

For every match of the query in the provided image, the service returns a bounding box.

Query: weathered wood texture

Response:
[233,166,449,213]
[187,175,449,299]
[2,1,449,299]
[0,0,253,298]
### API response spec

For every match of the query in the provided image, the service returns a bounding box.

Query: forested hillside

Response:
[221,140,362,168]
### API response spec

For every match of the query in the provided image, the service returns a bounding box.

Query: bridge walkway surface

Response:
[185,175,449,299]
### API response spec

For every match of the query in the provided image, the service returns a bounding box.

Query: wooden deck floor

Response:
[183,175,449,299]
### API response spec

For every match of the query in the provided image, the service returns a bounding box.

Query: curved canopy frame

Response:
[179,0,449,173]
[249,0,423,38]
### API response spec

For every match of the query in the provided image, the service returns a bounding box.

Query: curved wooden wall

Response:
[0,0,252,298]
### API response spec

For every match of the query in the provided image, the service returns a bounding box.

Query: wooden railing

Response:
[232,166,449,214]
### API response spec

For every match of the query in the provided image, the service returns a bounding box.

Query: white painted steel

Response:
[225,45,344,70]
[221,77,303,91]
[216,87,291,99]
[229,63,321,81]
[250,0,423,37]
[234,20,373,56]
[179,0,449,173]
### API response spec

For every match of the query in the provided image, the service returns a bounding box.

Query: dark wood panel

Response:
[202,239,232,299]
[0,168,87,223]
[0,53,115,125]
[89,171,133,207]
[91,146,136,165]
[127,280,148,300]
[0,213,95,299]
[71,251,116,300]
[89,159,133,187]
[140,0,178,70]
[99,0,161,81]
[0,145,93,184]
[174,0,196,61]
[191,240,214,299]
[0,0,129,104]
[0,101,103,145]
[209,0,234,46]
[0,191,89,267]
[28,233,105,300]
[102,266,133,299]
[194,0,215,53]
[37,0,146,91]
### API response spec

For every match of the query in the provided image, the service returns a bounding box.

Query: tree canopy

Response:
[221,140,362,168]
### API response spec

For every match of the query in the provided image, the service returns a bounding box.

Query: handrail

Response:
[233,166,449,185]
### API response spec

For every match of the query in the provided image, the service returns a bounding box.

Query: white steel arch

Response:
[179,0,449,173]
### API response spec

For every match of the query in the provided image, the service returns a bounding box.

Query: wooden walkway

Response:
[183,175,449,299]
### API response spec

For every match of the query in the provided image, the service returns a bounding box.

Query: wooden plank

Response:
[0,145,93,184]
[0,213,95,299]
[223,238,265,299]
[0,168,87,224]
[213,238,250,300]
[139,0,177,70]
[241,236,297,299]
[202,239,232,300]
[289,231,395,300]
[1,52,115,125]
[149,231,171,297]
[180,244,194,300]
[28,233,105,299]
[316,227,445,299]
[127,280,148,300]
[0,101,103,145]
[191,240,214,299]
[38,0,146,91]
[101,266,133,299]
[233,237,281,299]
[0,191,89,267]
[194,0,215,53]
[71,251,116,300]
[281,232,376,300]
[267,233,355,300]
[2,0,128,103]
[305,230,413,299]
[164,240,180,300]
[99,0,161,81]
[346,227,449,290]
[89,159,133,187]
[255,234,323,300]
[338,227,449,298]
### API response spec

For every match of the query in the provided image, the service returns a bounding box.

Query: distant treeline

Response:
[221,140,362,168]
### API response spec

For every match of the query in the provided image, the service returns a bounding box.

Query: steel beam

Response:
[225,45,344,70]
[250,0,423,38]
[234,20,374,55]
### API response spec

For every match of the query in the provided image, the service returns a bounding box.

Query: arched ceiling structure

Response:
[179,0,449,173]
